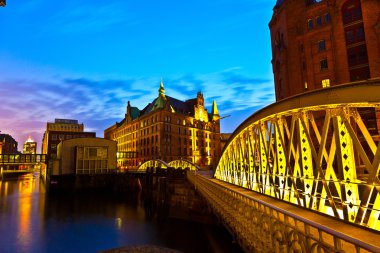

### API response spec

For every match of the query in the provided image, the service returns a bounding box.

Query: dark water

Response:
[0,173,242,253]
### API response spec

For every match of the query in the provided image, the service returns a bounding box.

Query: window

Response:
[342,0,362,24]
[307,19,313,29]
[316,16,322,26]
[356,27,364,40]
[318,40,326,52]
[320,59,328,71]
[88,148,97,157]
[325,13,331,23]
[304,82,308,89]
[52,134,57,141]
[322,79,330,88]
[347,45,368,67]
[346,30,354,43]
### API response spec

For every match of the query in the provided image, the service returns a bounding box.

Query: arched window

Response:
[307,19,314,29]
[318,40,326,52]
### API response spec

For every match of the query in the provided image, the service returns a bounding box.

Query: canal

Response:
[0,173,243,253]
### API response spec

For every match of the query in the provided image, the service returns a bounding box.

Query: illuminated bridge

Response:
[0,154,47,178]
[142,80,380,252]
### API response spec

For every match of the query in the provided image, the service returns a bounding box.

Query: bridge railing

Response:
[215,80,380,231]
[188,171,379,253]
[0,154,47,164]
[138,159,169,171]
[168,159,200,171]
[138,159,200,172]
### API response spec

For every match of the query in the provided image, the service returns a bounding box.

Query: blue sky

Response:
[0,0,275,152]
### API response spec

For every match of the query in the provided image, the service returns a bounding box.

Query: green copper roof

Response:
[151,80,167,112]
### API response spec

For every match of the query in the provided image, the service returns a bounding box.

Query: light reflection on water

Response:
[0,173,242,253]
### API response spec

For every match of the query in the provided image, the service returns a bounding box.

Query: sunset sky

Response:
[0,0,275,152]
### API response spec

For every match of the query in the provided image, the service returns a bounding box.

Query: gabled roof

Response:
[130,107,140,120]
[140,95,194,116]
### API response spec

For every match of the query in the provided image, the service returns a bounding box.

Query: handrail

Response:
[188,171,380,252]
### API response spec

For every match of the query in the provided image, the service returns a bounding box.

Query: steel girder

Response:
[215,80,380,231]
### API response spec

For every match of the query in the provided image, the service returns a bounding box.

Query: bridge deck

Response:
[191,172,380,252]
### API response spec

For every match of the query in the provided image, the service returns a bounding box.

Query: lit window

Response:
[322,79,330,88]
[320,59,328,71]
[318,40,326,51]
[304,82,308,89]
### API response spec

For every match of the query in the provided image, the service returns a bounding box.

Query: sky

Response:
[0,0,276,152]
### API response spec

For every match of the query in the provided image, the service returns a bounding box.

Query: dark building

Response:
[42,119,96,159]
[0,133,18,154]
[105,81,222,169]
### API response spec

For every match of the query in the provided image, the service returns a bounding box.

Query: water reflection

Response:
[0,174,243,253]
[0,173,44,253]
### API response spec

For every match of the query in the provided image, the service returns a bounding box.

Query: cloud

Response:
[0,68,274,151]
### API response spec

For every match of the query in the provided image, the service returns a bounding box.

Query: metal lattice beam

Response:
[215,80,380,231]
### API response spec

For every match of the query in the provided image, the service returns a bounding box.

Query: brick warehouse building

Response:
[270,0,380,141]
[270,0,379,100]
[104,81,222,169]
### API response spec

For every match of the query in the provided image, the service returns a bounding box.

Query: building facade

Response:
[0,134,18,154]
[270,0,380,165]
[52,137,117,175]
[270,0,380,100]
[41,119,96,159]
[23,136,37,154]
[104,82,222,169]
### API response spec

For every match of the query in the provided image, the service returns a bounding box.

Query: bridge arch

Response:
[138,159,169,171]
[168,159,200,171]
[215,79,380,231]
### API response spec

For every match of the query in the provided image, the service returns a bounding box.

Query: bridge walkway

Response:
[188,171,380,253]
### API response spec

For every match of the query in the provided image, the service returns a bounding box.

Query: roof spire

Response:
[159,78,165,97]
